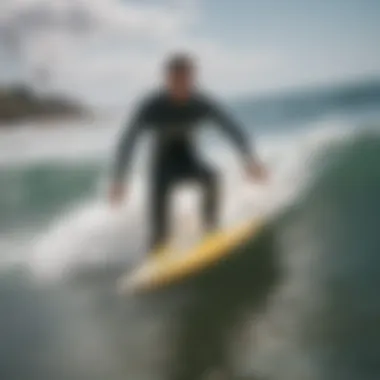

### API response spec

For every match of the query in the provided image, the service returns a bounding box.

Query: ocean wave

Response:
[1,110,380,378]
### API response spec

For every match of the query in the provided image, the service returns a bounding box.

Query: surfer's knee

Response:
[202,167,218,191]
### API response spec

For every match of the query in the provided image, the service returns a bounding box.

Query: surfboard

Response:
[118,219,262,294]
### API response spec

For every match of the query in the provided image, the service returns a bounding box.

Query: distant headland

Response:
[0,86,88,124]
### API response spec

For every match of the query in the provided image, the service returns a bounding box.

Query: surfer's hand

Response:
[109,182,125,206]
[245,160,268,182]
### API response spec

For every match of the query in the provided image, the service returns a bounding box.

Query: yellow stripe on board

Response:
[119,219,263,294]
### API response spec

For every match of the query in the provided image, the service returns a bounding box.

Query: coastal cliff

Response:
[0,86,87,124]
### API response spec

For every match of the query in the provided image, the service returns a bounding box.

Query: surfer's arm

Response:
[112,103,149,183]
[205,98,267,181]
[206,99,254,164]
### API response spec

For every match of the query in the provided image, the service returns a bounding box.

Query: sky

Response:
[0,0,379,105]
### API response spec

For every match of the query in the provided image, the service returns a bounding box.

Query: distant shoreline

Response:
[0,86,88,125]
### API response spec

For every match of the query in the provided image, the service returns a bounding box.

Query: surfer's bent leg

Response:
[194,164,219,232]
[149,171,173,253]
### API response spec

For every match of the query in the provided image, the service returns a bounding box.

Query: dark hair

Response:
[165,53,194,74]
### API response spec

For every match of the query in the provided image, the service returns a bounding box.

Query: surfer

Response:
[109,53,267,252]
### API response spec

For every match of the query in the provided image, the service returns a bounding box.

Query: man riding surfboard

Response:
[109,53,267,253]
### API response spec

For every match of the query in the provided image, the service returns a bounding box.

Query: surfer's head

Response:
[164,53,196,101]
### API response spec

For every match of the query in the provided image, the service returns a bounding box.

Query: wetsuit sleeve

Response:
[206,98,254,163]
[112,101,150,182]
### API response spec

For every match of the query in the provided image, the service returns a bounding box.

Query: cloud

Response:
[0,0,280,104]
[0,0,194,66]
[0,0,193,38]
[0,0,198,83]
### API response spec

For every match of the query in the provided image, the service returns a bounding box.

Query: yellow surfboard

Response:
[118,219,263,294]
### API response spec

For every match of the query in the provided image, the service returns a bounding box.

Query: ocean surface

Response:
[1,81,380,380]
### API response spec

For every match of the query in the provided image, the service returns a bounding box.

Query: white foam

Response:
[28,118,352,281]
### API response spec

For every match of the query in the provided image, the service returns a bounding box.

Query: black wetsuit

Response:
[113,90,253,251]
